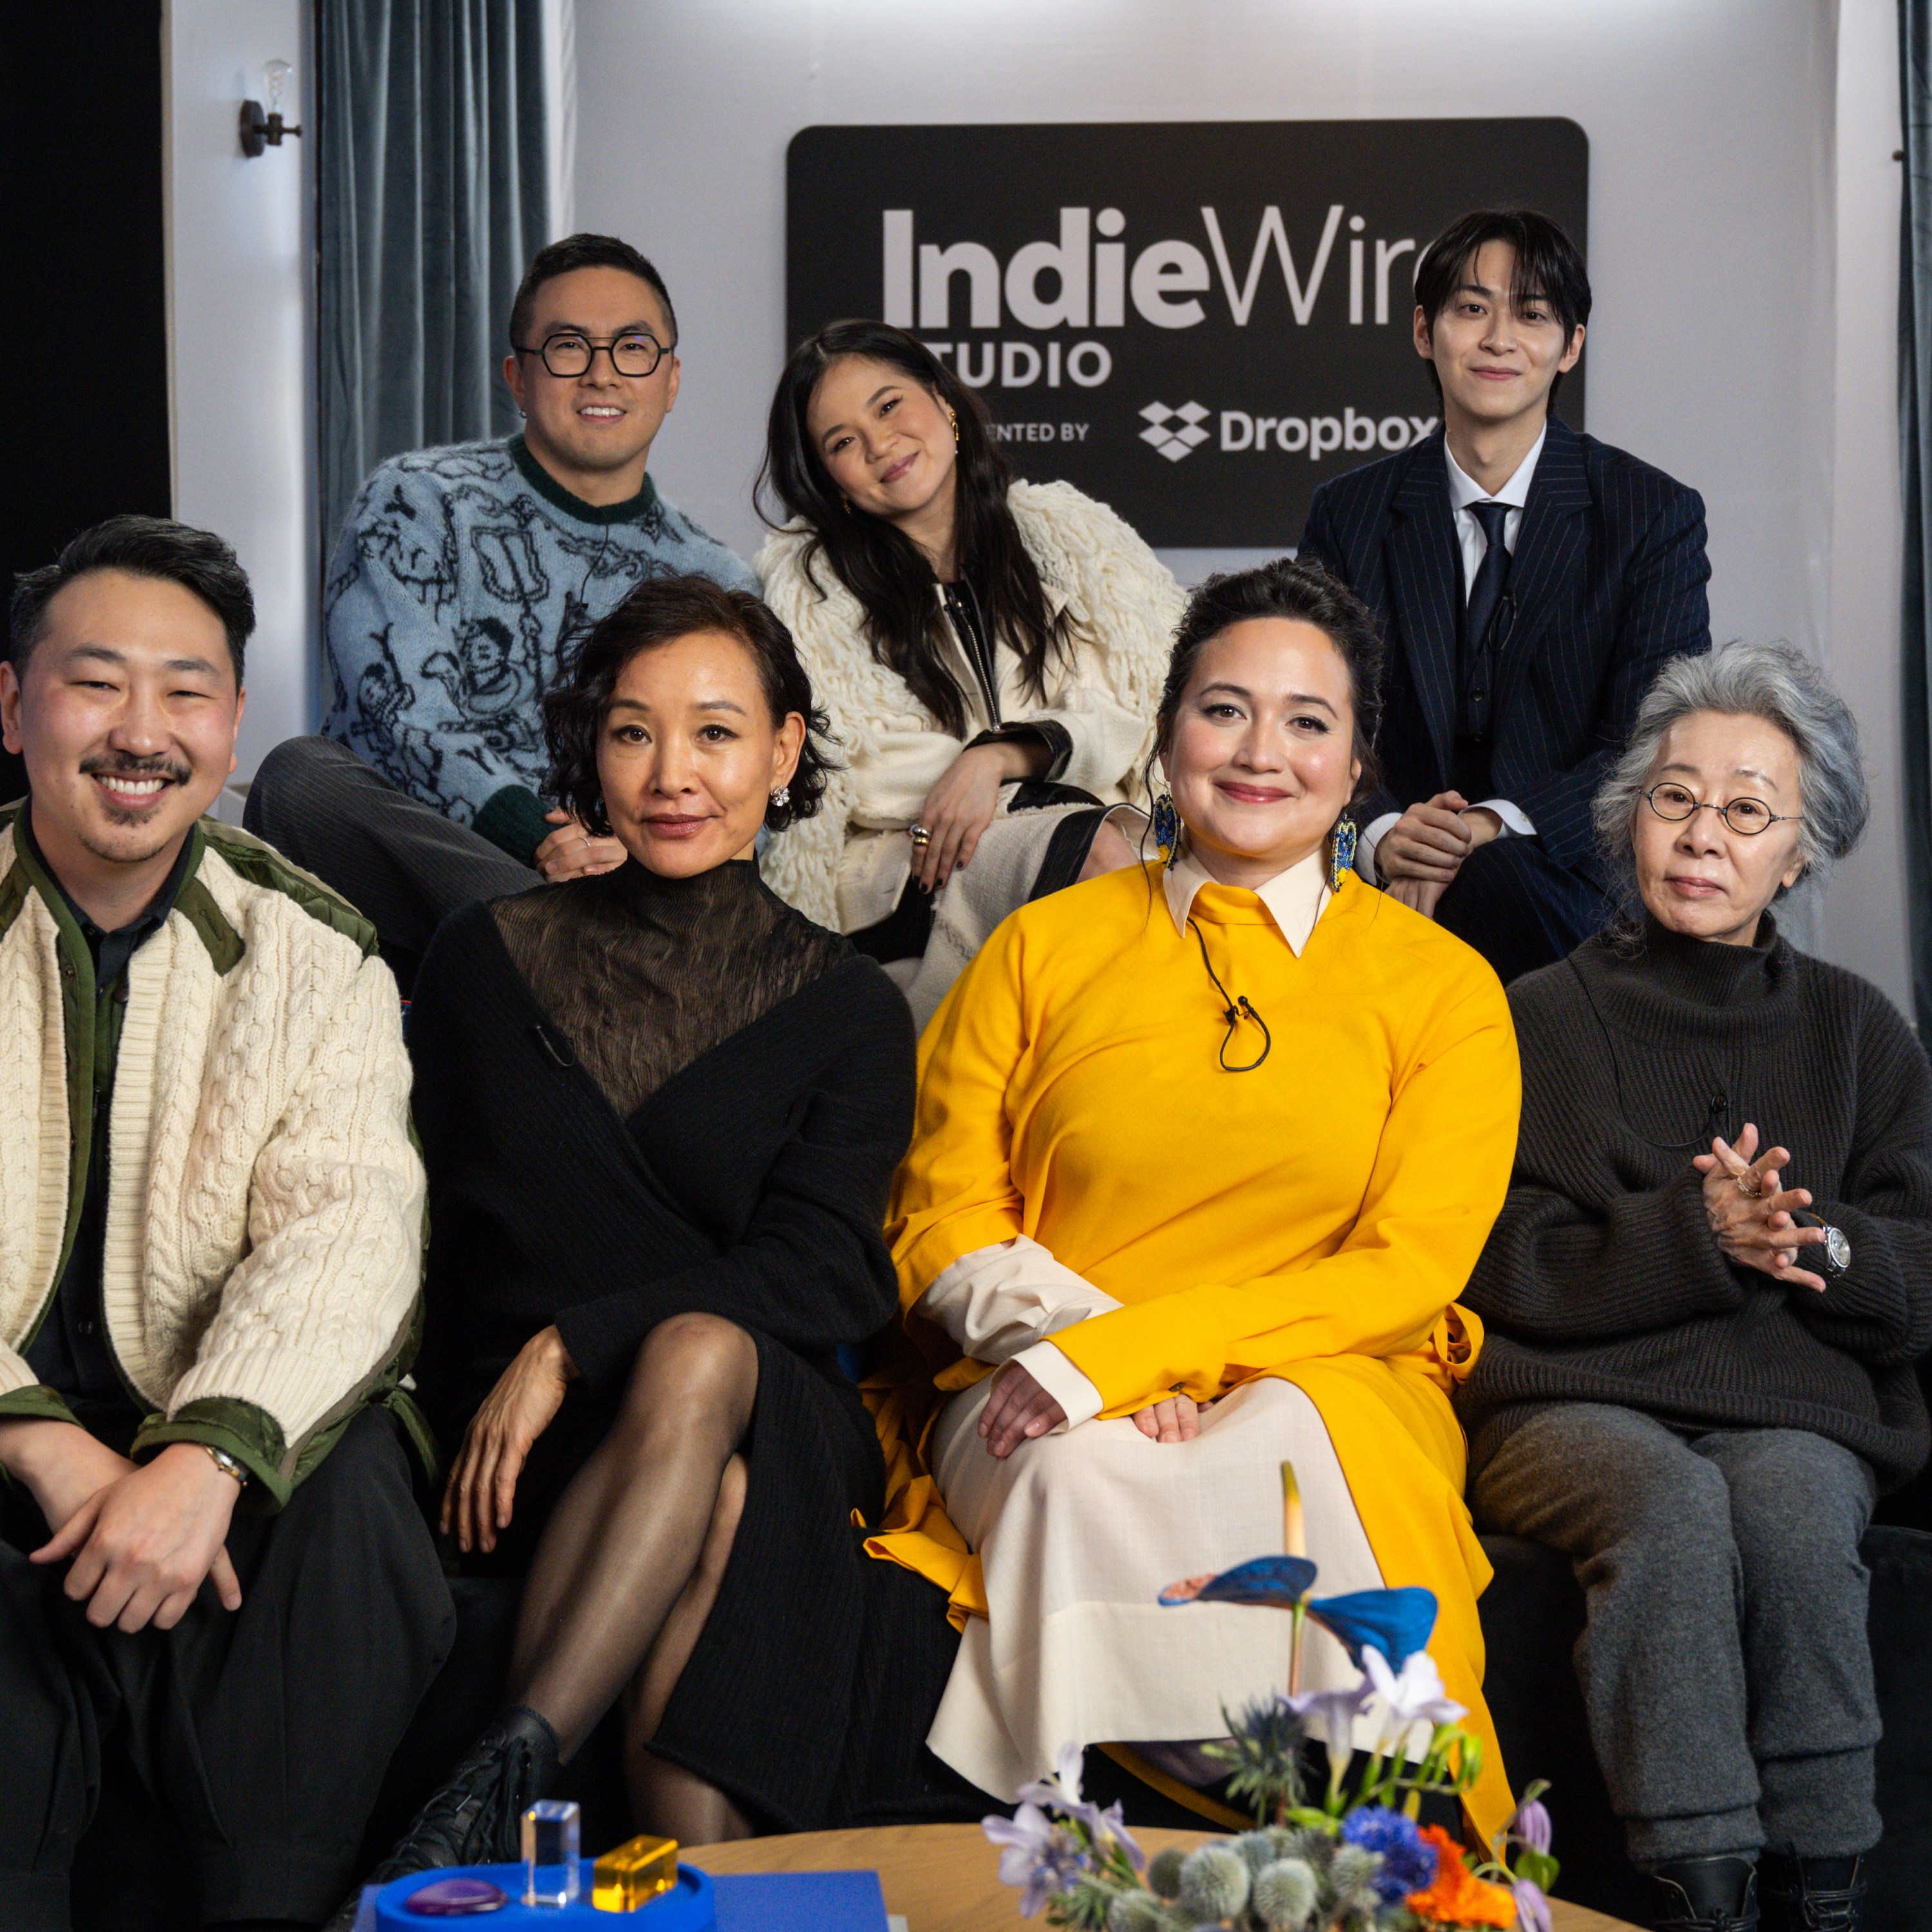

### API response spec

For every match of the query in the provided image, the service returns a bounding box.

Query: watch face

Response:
[1826,1226,1852,1274]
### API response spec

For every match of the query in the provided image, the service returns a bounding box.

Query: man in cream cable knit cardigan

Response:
[0,518,453,1932]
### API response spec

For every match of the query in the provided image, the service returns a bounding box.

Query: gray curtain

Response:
[1904,0,1932,1034]
[316,0,549,570]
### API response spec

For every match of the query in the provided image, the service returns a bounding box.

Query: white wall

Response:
[567,0,1913,1003]
[164,0,316,780]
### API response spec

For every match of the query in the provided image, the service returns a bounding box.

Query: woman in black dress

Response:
[357,574,927,1889]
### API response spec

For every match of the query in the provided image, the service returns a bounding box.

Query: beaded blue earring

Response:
[1328,815,1358,891]
[1152,790,1180,862]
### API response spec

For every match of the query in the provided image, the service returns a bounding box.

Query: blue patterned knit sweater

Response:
[321,435,757,862]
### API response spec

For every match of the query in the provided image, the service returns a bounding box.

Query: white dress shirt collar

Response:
[1161,843,1331,956]
[1444,423,1546,515]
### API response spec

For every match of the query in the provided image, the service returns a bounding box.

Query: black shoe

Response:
[1759,1853,1866,1932]
[321,1706,561,1931]
[1649,1855,1761,1931]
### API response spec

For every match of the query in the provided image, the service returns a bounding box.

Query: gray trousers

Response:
[244,736,534,985]
[1470,1403,1880,1869]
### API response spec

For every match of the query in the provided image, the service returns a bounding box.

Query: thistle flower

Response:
[1208,1693,1309,1821]
[1146,1848,1187,1900]
[1177,1844,1250,1923]
[1106,1892,1172,1932]
[1340,1806,1438,1904]
[1231,1831,1278,1875]
[1251,1857,1319,1930]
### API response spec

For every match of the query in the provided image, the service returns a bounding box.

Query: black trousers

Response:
[1431,834,1616,985]
[0,1408,455,1931]
[244,737,534,994]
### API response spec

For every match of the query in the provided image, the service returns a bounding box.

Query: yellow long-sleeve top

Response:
[868,858,1522,1840]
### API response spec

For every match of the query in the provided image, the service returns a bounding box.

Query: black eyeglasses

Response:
[1642,782,1799,837]
[513,330,674,379]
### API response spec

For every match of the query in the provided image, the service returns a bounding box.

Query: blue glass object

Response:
[405,1875,507,1915]
[522,1800,581,1908]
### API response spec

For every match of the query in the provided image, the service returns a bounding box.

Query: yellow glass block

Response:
[592,1835,679,1911]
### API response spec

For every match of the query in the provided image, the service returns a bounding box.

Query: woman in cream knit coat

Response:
[757,321,1182,1023]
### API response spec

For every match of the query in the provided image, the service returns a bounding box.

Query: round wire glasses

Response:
[1641,782,1799,837]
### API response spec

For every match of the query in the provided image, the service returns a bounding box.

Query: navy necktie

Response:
[1461,499,1512,740]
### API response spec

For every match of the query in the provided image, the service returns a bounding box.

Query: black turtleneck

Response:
[1459,912,1932,1488]
[405,857,914,1425]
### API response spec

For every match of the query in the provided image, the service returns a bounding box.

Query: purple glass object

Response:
[404,1875,508,1915]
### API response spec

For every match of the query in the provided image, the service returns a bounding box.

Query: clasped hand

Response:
[442,1325,577,1555]
[0,1421,243,1632]
[1694,1121,1829,1294]
[1378,792,1501,919]
[977,1360,1207,1459]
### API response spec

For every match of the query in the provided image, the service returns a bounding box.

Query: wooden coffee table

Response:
[688,1824,1643,1930]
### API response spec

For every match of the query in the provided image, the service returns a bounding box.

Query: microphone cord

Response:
[1189,918,1271,1072]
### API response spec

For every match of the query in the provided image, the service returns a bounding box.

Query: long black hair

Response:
[756,319,1072,738]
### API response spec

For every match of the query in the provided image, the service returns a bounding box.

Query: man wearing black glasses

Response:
[246,233,757,987]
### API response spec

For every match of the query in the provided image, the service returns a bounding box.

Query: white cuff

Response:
[1471,799,1536,840]
[1358,811,1401,886]
[1010,1339,1105,1432]
[913,1236,1122,1365]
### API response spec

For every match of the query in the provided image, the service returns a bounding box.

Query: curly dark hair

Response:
[543,574,835,837]
[1152,555,1385,810]
[755,319,1074,738]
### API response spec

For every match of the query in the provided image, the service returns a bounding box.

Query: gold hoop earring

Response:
[950,413,960,445]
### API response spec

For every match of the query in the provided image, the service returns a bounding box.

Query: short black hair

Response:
[1154,555,1384,809]
[544,574,835,836]
[509,233,678,351]
[1412,208,1591,406]
[8,515,253,683]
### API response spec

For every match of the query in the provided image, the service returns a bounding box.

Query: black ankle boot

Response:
[322,1706,562,1931]
[1759,1853,1866,1932]
[1649,1855,1760,1931]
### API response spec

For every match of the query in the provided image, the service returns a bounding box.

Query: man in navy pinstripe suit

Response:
[1298,209,1711,983]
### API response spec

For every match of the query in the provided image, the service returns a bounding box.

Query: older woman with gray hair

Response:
[1457,639,1932,1932]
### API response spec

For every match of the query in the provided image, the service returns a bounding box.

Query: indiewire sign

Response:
[786,120,1587,547]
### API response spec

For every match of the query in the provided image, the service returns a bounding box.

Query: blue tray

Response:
[373,1860,713,1929]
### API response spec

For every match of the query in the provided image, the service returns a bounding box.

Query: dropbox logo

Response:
[1139,401,1211,462]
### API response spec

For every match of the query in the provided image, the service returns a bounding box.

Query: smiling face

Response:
[1,568,243,898]
[1161,618,1363,884]
[595,629,805,878]
[1415,240,1584,432]
[1632,710,1807,945]
[504,265,680,500]
[804,354,958,530]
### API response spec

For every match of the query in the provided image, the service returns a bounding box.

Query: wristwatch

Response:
[199,1443,249,1487]
[1793,1211,1851,1278]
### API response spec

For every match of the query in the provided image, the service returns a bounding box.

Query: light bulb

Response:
[265,60,292,115]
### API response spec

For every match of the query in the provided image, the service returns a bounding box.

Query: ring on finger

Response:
[1736,1175,1762,1198]
[909,824,933,848]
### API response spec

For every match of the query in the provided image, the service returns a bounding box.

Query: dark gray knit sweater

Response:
[1458,913,1932,1489]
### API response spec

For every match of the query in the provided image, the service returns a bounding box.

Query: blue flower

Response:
[1159,1555,1320,1609]
[1306,1586,1438,1669]
[1341,1805,1438,1904]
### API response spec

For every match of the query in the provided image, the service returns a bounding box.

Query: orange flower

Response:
[1404,1823,1521,1927]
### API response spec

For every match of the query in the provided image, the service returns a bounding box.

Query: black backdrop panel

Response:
[788,120,1588,548]
[0,0,172,801]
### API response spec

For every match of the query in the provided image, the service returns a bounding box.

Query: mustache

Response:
[80,754,193,786]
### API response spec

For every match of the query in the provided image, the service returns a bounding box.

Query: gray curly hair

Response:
[1593,638,1868,900]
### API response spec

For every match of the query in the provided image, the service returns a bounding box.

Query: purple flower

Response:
[1510,1797,1553,1857]
[1513,1878,1554,1932]
[1283,1680,1371,1784]
[1010,1745,1144,1875]
[1340,1804,1438,1904]
[983,1803,1090,1917]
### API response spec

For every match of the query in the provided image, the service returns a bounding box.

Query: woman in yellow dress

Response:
[867,556,1522,1844]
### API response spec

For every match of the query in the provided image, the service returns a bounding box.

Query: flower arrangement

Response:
[982,1465,1560,1932]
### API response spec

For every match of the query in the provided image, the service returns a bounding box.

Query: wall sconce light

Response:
[240,59,302,157]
